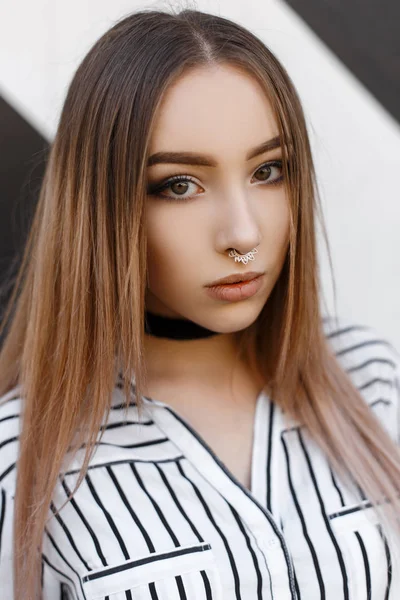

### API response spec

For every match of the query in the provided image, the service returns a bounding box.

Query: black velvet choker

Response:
[144,310,220,340]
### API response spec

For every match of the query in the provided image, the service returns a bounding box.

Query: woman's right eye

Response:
[147,176,204,201]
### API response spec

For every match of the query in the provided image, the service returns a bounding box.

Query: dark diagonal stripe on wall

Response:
[283,0,400,123]
[0,96,48,345]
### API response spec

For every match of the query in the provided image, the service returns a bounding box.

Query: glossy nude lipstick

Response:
[204,271,265,302]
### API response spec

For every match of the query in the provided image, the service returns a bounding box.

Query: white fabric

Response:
[0,316,399,599]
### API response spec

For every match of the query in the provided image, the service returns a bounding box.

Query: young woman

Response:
[0,7,399,600]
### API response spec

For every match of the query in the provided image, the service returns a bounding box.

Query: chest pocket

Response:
[329,502,397,600]
[81,542,223,600]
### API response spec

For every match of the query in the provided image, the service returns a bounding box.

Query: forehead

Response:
[149,64,279,157]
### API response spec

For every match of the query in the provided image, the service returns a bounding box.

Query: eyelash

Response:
[147,160,285,202]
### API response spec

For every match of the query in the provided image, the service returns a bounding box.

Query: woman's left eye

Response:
[252,160,283,185]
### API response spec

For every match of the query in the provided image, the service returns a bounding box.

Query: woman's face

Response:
[145,64,290,333]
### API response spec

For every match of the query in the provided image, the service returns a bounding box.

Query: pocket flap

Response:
[328,501,380,534]
[82,542,216,598]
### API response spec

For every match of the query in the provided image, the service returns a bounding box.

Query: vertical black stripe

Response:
[85,473,130,559]
[281,434,326,598]
[0,488,6,556]
[229,504,263,600]
[130,463,180,547]
[155,462,204,542]
[149,581,159,599]
[61,582,74,600]
[106,466,156,552]
[293,567,301,600]
[176,574,188,599]
[200,570,212,600]
[60,478,108,566]
[50,502,91,571]
[356,483,367,501]
[41,558,44,593]
[330,469,345,507]
[354,532,371,600]
[298,430,349,600]
[177,461,242,600]
[377,524,392,600]
[266,402,275,513]
[45,529,83,598]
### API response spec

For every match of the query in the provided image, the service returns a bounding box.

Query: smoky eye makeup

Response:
[146,174,201,198]
[146,158,286,201]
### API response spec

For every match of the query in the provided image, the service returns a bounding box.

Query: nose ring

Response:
[228,248,258,264]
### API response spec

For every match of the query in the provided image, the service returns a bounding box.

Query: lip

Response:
[205,273,265,302]
[205,271,264,287]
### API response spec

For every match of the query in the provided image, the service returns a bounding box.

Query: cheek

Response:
[146,229,175,286]
[261,193,291,257]
[145,206,199,288]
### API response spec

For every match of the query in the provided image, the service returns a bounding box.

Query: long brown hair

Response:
[1,7,399,598]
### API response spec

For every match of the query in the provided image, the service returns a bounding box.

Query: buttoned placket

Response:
[142,391,297,600]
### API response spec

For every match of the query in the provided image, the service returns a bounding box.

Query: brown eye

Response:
[254,165,272,181]
[170,181,189,195]
[252,160,284,186]
[147,176,203,201]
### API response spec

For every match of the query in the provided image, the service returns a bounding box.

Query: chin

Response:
[202,303,263,334]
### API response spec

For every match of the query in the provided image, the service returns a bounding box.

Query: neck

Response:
[144,310,219,340]
[143,329,241,384]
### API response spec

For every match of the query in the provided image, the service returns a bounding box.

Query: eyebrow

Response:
[147,135,281,167]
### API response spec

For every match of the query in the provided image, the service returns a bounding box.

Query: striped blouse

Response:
[0,316,399,600]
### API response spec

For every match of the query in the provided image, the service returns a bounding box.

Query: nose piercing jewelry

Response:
[228,247,258,264]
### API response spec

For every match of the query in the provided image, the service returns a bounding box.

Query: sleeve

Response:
[326,317,400,446]
[0,487,69,599]
[382,336,400,445]
[394,360,400,446]
[384,340,400,446]
[378,340,400,446]
[0,486,14,597]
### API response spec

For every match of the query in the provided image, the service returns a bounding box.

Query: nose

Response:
[215,188,261,256]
